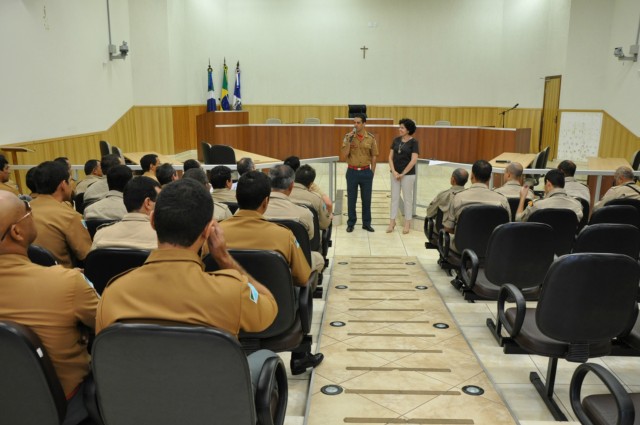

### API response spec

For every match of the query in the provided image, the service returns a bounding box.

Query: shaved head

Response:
[505,162,524,178]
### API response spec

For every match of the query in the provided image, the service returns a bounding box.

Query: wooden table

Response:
[232,148,279,165]
[586,157,631,204]
[124,149,279,167]
[489,152,537,168]
[0,146,34,193]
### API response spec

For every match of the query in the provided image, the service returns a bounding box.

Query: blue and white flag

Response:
[206,64,216,112]
[233,61,242,111]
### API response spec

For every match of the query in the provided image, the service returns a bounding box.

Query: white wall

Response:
[0,0,133,145]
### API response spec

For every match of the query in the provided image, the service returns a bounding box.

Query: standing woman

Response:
[388,118,419,234]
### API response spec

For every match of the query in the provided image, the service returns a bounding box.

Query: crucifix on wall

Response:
[360,45,368,59]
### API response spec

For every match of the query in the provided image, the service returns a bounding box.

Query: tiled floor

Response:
[280,162,640,424]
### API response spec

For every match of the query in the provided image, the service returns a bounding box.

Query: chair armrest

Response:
[426,217,434,239]
[570,363,635,425]
[255,354,288,425]
[459,249,479,289]
[497,284,526,338]
[83,373,105,425]
[438,230,450,258]
[298,273,315,334]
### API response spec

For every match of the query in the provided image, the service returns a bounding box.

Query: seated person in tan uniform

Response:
[516,169,584,222]
[210,165,238,203]
[31,161,92,268]
[75,159,102,195]
[592,166,640,212]
[156,163,178,187]
[54,157,78,198]
[183,168,232,222]
[91,176,161,251]
[426,168,468,246]
[96,178,278,348]
[232,157,255,190]
[557,160,591,205]
[220,170,324,375]
[442,160,511,253]
[494,162,535,200]
[0,154,20,196]
[0,191,99,425]
[285,156,333,214]
[140,153,160,182]
[183,159,202,172]
[82,154,123,207]
[291,164,333,230]
[83,165,132,220]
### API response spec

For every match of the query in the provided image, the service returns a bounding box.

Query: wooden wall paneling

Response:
[101,107,136,151]
[599,112,640,159]
[172,106,197,154]
[132,107,175,154]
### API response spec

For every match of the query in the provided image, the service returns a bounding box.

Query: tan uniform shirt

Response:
[426,185,465,218]
[142,171,158,182]
[494,181,535,200]
[0,254,99,397]
[83,190,127,220]
[593,181,640,212]
[264,191,315,240]
[342,131,379,167]
[31,195,92,268]
[443,183,511,230]
[212,188,237,203]
[82,178,108,206]
[213,200,233,222]
[75,175,101,195]
[516,188,584,222]
[220,210,312,286]
[291,183,331,230]
[564,177,591,204]
[91,212,157,251]
[0,181,20,196]
[96,249,277,338]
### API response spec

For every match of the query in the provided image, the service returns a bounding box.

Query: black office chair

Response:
[589,205,640,228]
[438,205,510,277]
[527,208,579,256]
[606,198,640,219]
[425,209,443,249]
[570,363,639,425]
[99,140,111,158]
[210,144,237,165]
[27,245,59,267]
[573,224,640,259]
[221,201,239,214]
[505,197,519,222]
[498,253,640,421]
[85,219,118,239]
[201,141,215,165]
[348,104,367,118]
[90,321,287,425]
[84,248,150,294]
[632,150,640,171]
[74,192,85,215]
[577,197,590,231]
[0,320,67,425]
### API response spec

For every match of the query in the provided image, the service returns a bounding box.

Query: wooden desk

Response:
[123,152,183,165]
[489,152,537,168]
[0,146,34,193]
[587,157,631,204]
[232,148,279,164]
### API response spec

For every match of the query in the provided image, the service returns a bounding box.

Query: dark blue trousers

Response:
[346,168,373,227]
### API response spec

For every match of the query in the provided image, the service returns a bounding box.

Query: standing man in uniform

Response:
[341,113,378,233]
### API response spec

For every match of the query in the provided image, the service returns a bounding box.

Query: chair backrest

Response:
[300,204,321,252]
[92,322,257,425]
[536,253,639,345]
[348,104,366,118]
[454,205,510,258]
[265,118,282,125]
[268,219,312,267]
[606,198,640,218]
[221,201,239,214]
[576,197,590,231]
[210,144,237,165]
[527,208,579,256]
[631,150,640,171]
[573,224,640,259]
[541,146,551,168]
[484,222,555,289]
[85,219,118,239]
[434,120,451,126]
[204,250,298,340]
[589,204,640,228]
[200,141,214,165]
[535,148,548,169]
[111,146,124,162]
[73,192,85,215]
[99,140,111,158]
[506,197,520,221]
[303,117,320,124]
[84,248,150,294]
[0,320,67,425]
[27,245,59,267]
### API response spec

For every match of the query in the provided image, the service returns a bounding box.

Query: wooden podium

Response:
[196,111,249,161]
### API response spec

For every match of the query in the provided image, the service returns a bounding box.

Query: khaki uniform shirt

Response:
[0,181,20,196]
[342,131,379,167]
[220,210,312,286]
[212,188,237,203]
[83,190,127,220]
[426,185,465,218]
[494,181,535,200]
[516,188,584,222]
[593,181,640,212]
[264,191,315,240]
[96,249,277,338]
[564,177,591,204]
[142,171,158,182]
[75,175,101,195]
[291,183,331,230]
[91,212,157,251]
[213,200,233,222]
[82,178,108,206]
[31,195,92,268]
[0,254,99,397]
[443,183,511,230]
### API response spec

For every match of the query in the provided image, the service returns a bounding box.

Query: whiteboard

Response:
[556,112,603,162]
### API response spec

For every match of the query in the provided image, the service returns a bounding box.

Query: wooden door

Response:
[539,75,562,160]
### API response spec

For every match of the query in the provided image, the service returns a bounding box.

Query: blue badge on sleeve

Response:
[248,282,259,304]
[294,238,300,248]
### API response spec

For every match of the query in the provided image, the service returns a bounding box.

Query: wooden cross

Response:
[360,45,368,59]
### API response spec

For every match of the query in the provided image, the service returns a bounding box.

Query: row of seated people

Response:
[0,163,328,424]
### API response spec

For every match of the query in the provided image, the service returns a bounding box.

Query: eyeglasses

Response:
[0,201,32,242]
